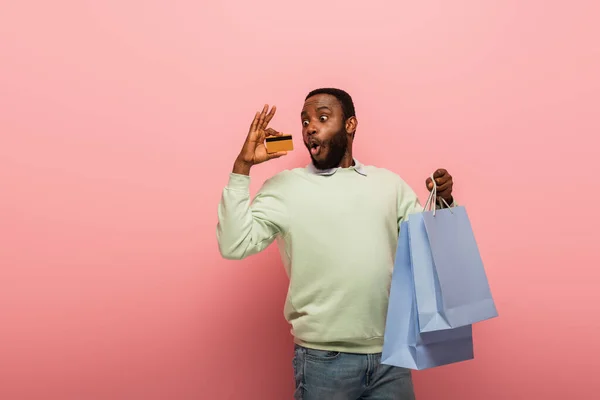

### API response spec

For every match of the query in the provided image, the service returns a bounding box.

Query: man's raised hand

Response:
[233,104,287,175]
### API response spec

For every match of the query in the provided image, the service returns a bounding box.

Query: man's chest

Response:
[286,181,398,232]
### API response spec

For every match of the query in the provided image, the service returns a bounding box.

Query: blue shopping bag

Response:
[408,187,498,333]
[381,222,474,370]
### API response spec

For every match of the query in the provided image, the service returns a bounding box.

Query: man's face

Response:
[301,94,349,170]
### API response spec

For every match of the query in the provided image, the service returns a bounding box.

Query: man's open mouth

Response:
[308,140,321,156]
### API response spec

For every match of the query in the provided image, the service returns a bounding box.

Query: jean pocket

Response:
[303,347,342,362]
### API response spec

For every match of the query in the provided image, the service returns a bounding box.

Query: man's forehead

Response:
[302,94,342,113]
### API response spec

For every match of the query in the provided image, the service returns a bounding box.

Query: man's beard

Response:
[311,127,348,170]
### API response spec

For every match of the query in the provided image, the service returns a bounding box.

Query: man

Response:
[216,88,455,399]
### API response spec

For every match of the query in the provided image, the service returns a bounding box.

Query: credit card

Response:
[265,135,294,153]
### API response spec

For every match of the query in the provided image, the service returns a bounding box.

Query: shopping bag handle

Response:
[423,173,453,216]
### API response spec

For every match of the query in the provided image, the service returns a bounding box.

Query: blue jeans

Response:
[293,344,416,400]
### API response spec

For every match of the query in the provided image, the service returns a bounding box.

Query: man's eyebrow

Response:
[301,106,332,117]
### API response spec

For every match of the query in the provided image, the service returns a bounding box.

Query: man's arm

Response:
[397,180,424,227]
[217,104,289,260]
[216,171,288,260]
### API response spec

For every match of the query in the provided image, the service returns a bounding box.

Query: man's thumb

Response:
[268,151,288,159]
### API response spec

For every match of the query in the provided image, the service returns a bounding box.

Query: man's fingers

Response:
[427,174,452,191]
[263,105,276,128]
[250,111,260,134]
[265,128,283,137]
[251,104,276,134]
[436,179,453,192]
[256,104,268,131]
[433,168,447,178]
[426,178,433,191]
[436,188,452,200]
[267,151,288,159]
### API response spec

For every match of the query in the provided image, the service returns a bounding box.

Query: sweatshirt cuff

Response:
[227,173,251,190]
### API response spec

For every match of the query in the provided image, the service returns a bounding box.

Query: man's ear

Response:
[345,116,357,136]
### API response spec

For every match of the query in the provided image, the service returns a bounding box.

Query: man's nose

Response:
[306,123,318,135]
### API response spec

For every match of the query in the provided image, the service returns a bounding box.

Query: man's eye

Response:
[302,120,309,126]
[320,115,328,122]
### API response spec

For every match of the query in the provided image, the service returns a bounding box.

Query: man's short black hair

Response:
[305,88,356,121]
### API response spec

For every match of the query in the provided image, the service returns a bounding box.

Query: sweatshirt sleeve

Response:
[397,179,424,227]
[216,172,289,260]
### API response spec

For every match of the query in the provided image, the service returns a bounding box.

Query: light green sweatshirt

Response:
[216,159,445,353]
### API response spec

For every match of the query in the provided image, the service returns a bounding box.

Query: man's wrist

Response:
[233,158,252,176]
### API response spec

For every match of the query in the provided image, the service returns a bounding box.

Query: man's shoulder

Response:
[362,164,419,194]
[362,165,421,205]
[259,167,304,189]
[269,167,307,180]
[363,165,407,183]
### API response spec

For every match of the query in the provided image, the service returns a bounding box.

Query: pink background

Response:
[1,1,599,399]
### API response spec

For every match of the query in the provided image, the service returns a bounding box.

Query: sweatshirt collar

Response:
[306,159,367,176]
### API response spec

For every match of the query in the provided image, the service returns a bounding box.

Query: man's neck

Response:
[337,152,354,168]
